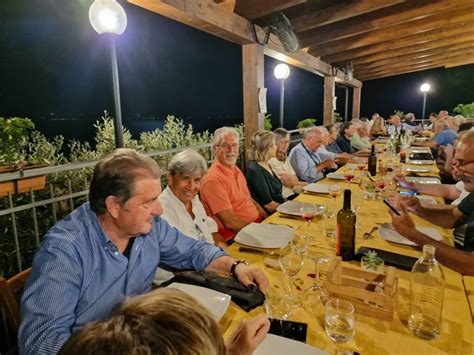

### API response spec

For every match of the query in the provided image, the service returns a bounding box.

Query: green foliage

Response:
[264,114,272,131]
[453,103,474,118]
[393,110,404,119]
[333,112,343,123]
[0,117,35,165]
[361,250,384,272]
[297,118,316,129]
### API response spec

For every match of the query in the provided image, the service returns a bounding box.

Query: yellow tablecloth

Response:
[221,170,473,354]
[463,276,474,323]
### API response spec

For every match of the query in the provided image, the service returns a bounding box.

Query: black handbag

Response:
[164,271,265,312]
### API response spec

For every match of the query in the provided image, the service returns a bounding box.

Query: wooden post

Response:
[242,43,264,166]
[352,86,362,119]
[323,76,335,125]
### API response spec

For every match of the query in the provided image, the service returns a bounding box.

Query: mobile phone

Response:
[268,318,307,342]
[399,190,417,196]
[383,198,401,216]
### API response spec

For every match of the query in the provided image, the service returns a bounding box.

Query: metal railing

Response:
[0,131,303,276]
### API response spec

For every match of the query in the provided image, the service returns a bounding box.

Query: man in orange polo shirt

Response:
[201,127,267,242]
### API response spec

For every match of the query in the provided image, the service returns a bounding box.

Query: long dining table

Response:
[220,156,474,354]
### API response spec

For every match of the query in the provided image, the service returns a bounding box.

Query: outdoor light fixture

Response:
[274,64,290,128]
[344,62,353,82]
[89,0,127,148]
[420,82,431,127]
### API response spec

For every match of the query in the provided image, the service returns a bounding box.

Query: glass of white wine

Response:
[279,244,304,308]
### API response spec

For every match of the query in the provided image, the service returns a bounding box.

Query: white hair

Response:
[168,149,207,176]
[213,127,239,146]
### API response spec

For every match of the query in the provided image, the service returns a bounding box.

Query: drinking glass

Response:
[300,203,317,228]
[265,285,292,320]
[323,208,337,238]
[279,244,305,308]
[375,176,387,200]
[344,168,355,187]
[325,298,355,344]
[305,253,330,306]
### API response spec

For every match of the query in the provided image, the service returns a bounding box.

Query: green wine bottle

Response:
[337,189,356,261]
[368,144,377,176]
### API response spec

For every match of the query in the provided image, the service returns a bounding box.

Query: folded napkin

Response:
[164,271,265,312]
[355,247,418,271]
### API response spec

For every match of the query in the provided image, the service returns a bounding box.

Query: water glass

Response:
[265,285,292,320]
[325,298,355,344]
[323,209,337,238]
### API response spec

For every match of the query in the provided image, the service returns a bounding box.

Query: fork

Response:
[363,226,378,239]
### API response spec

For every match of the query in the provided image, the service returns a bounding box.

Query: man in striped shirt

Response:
[18,149,268,355]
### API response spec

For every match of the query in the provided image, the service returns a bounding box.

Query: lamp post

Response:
[89,0,127,148]
[420,83,431,128]
[274,63,290,128]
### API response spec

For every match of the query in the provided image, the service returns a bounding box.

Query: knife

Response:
[239,247,280,257]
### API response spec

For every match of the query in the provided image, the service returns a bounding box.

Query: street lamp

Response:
[89,0,127,148]
[420,83,431,128]
[274,63,290,128]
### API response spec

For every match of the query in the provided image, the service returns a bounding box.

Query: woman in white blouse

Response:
[154,149,227,284]
[268,128,308,199]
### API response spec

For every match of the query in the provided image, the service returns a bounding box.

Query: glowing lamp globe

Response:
[89,0,127,35]
[420,83,431,93]
[274,64,290,80]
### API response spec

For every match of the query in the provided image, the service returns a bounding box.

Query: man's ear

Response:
[104,196,122,219]
[166,173,172,186]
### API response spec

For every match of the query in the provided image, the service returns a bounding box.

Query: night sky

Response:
[1,0,473,144]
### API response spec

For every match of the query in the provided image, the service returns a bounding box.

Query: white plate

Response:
[345,163,359,170]
[404,166,433,173]
[303,183,330,194]
[406,177,441,184]
[234,223,294,248]
[255,334,328,355]
[416,195,437,204]
[326,173,345,180]
[276,201,325,216]
[409,147,431,153]
[167,283,230,321]
[378,223,443,246]
[415,137,430,141]
[408,160,435,165]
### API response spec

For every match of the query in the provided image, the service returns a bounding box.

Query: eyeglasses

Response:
[217,143,239,150]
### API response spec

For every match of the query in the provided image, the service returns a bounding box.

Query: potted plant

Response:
[453,103,474,118]
[333,112,343,123]
[361,250,384,273]
[0,117,47,196]
[297,118,316,134]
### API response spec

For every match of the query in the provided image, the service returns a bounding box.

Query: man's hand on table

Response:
[226,313,270,355]
[389,202,417,239]
[234,263,269,293]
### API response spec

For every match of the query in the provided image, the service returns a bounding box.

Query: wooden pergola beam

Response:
[358,54,474,80]
[354,44,474,72]
[234,0,306,20]
[349,35,474,66]
[300,0,472,45]
[320,24,474,64]
[306,6,474,56]
[291,0,404,33]
[323,76,335,126]
[128,0,361,87]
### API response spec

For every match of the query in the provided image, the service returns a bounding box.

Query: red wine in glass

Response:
[302,213,315,223]
[357,164,365,171]
[377,182,386,190]
[344,174,355,182]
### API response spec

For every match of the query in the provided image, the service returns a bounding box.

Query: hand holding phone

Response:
[384,198,401,216]
[269,318,308,342]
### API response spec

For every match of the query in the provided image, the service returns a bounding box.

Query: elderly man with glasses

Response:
[200,127,267,243]
[389,130,474,276]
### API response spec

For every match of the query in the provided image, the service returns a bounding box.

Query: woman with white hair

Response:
[247,130,284,213]
[268,128,308,199]
[155,149,227,284]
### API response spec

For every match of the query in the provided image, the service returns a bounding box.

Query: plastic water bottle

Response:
[408,245,445,340]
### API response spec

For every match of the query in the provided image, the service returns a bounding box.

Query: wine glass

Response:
[329,184,340,211]
[300,203,316,228]
[344,168,355,187]
[307,252,330,297]
[279,244,305,308]
[376,176,387,200]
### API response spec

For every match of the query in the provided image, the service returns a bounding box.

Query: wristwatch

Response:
[230,259,249,279]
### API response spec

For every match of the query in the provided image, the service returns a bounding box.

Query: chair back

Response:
[0,268,31,333]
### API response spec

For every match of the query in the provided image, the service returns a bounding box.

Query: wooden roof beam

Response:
[300,0,472,45]
[127,0,361,87]
[354,44,474,71]
[319,24,474,64]
[234,0,307,20]
[306,6,474,55]
[358,53,474,80]
[348,35,474,66]
[291,0,404,33]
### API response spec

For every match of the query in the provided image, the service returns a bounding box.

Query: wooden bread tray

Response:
[323,257,398,321]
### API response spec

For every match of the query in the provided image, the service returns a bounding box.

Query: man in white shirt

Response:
[155,149,227,284]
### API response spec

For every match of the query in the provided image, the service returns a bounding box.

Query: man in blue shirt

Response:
[19,149,268,355]
[413,119,457,155]
[288,127,336,182]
